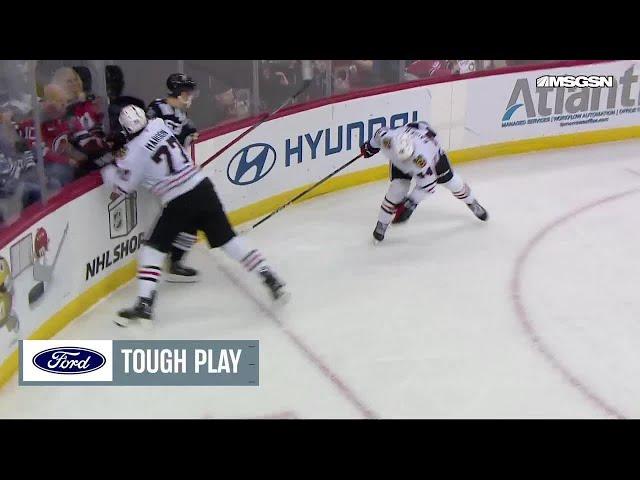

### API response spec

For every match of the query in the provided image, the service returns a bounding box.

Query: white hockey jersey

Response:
[369,121,444,177]
[101,118,205,205]
[369,122,448,204]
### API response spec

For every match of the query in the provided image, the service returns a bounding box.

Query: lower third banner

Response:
[19,340,259,386]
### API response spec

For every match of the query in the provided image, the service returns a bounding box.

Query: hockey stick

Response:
[251,153,364,230]
[201,80,312,169]
[33,222,69,283]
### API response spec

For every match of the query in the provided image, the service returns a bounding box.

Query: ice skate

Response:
[258,266,289,302]
[372,221,389,243]
[166,260,200,283]
[116,293,155,329]
[467,200,489,221]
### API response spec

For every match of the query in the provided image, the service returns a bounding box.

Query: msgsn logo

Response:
[32,347,106,374]
[502,66,640,126]
[536,75,614,88]
[227,143,277,186]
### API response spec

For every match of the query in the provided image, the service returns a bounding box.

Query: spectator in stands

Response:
[298,60,329,102]
[373,60,401,85]
[0,61,33,122]
[332,60,376,93]
[454,60,477,74]
[52,67,85,104]
[15,84,86,188]
[104,65,146,151]
[52,67,109,176]
[73,66,93,100]
[0,109,54,218]
[259,61,294,110]
[208,60,253,91]
[210,79,248,126]
[405,60,456,80]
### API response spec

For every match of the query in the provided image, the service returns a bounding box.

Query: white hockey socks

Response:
[378,179,410,224]
[137,246,166,299]
[221,236,269,277]
[442,173,476,205]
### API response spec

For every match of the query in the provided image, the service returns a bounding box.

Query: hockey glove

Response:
[360,141,380,158]
[393,198,418,224]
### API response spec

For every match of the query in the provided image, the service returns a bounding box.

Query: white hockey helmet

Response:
[119,104,148,135]
[392,131,415,161]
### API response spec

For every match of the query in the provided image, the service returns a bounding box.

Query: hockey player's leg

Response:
[116,245,166,328]
[167,228,200,283]
[200,179,288,301]
[374,178,410,242]
[116,197,190,327]
[220,235,288,301]
[440,173,489,221]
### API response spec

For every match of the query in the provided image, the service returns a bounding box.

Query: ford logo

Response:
[33,347,106,375]
[227,143,277,186]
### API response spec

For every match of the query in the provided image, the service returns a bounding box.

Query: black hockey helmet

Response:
[167,73,197,97]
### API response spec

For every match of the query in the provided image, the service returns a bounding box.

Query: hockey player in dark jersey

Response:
[147,74,199,149]
[147,73,201,283]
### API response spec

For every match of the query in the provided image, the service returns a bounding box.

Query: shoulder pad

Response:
[373,126,390,141]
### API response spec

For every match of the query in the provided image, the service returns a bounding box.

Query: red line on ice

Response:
[510,187,640,419]
[214,261,377,419]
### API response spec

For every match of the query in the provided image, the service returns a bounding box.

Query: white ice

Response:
[1,139,640,419]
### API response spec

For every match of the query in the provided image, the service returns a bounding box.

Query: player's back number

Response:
[152,135,191,174]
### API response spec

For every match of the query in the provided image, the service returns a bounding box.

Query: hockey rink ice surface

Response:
[2,139,640,419]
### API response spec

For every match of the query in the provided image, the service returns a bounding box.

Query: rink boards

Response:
[1,59,640,385]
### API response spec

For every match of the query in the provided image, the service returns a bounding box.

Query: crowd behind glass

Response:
[0,60,551,228]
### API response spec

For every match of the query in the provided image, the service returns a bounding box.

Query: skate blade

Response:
[114,316,130,328]
[165,273,200,283]
[372,237,383,246]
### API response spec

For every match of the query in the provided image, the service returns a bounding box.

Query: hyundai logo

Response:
[227,143,277,186]
[33,347,106,375]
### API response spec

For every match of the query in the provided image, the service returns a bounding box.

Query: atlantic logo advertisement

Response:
[226,110,419,186]
[502,66,640,129]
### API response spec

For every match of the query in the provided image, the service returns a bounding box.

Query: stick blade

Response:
[29,282,45,305]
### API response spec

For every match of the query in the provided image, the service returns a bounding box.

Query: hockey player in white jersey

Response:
[360,121,488,242]
[101,105,288,327]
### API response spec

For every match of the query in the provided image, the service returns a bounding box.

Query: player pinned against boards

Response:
[100,105,288,328]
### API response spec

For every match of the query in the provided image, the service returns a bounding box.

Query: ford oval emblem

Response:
[33,347,106,375]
